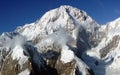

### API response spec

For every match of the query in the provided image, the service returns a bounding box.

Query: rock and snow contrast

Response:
[0,5,120,75]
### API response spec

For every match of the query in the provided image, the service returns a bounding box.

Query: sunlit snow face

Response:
[18,69,30,75]
[60,46,74,63]
[109,54,120,69]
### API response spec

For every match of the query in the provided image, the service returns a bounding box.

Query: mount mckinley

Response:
[0,5,120,75]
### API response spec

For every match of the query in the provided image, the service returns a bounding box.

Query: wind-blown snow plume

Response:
[3,35,27,48]
[51,28,74,47]
[36,27,74,51]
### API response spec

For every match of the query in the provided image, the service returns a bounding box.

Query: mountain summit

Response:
[0,5,120,75]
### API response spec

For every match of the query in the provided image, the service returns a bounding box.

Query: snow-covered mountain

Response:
[84,18,120,75]
[0,5,120,75]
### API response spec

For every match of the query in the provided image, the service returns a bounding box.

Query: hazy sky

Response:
[0,0,120,34]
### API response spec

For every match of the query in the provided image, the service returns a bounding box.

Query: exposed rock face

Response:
[0,48,10,70]
[1,52,32,75]
[0,43,94,75]
[55,59,76,75]
[42,49,94,75]
[100,35,120,58]
[42,46,76,75]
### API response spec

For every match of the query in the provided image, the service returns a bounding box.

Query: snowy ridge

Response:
[15,23,45,40]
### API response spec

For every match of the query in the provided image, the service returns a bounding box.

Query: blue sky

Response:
[0,0,120,34]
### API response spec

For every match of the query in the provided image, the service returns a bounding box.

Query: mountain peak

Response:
[38,5,99,33]
[59,5,74,8]
[40,5,88,23]
[59,5,82,12]
[59,5,74,9]
[14,5,99,41]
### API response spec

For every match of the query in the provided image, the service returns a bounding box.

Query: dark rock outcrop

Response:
[100,35,120,58]
[1,53,32,75]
